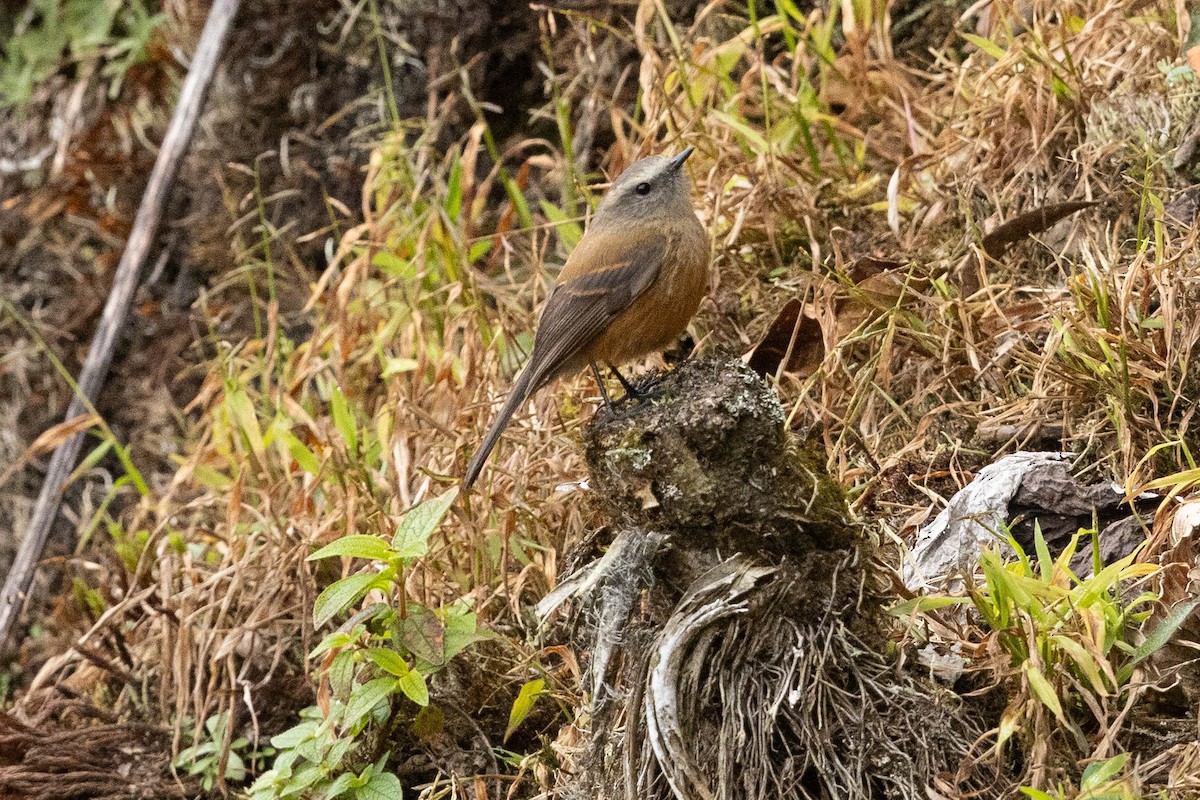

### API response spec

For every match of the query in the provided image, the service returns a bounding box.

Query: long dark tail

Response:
[463,363,542,491]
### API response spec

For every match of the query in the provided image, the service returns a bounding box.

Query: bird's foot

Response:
[609,363,668,406]
[592,363,668,417]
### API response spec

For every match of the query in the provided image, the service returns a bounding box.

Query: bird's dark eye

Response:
[635,182,652,196]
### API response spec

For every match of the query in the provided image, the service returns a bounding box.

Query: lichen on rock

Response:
[584,357,858,566]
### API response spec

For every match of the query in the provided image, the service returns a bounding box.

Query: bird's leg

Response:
[606,363,642,401]
[589,362,614,410]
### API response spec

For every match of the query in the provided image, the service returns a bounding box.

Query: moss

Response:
[583,356,859,567]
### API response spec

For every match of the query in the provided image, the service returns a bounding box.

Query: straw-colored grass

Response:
[7,0,1200,797]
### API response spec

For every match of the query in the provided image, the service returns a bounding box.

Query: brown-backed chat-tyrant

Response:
[464,147,709,491]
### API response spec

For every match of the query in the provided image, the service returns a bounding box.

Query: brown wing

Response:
[463,229,667,490]
[524,229,668,389]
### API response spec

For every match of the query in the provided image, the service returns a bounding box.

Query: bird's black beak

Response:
[668,146,695,171]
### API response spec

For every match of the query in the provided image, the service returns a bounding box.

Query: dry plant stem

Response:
[0,0,243,657]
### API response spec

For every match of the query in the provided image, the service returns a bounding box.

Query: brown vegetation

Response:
[4,0,1200,797]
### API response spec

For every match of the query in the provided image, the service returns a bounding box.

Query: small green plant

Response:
[248,488,482,799]
[174,710,255,792]
[897,523,1196,789]
[964,526,1186,758]
[0,0,163,109]
[1019,753,1136,800]
[247,706,402,800]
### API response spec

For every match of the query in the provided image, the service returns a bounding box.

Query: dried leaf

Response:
[1190,45,1200,77]
[399,604,446,668]
[746,299,824,377]
[982,200,1098,260]
[30,413,101,453]
[747,258,921,378]
[847,256,904,282]
[835,261,926,342]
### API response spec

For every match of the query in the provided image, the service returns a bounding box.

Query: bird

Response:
[463,146,710,491]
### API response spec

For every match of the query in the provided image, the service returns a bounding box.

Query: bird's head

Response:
[591,147,697,229]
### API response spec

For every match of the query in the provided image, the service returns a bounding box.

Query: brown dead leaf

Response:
[974,0,1035,38]
[981,200,1098,260]
[634,483,660,510]
[746,298,824,377]
[836,258,926,339]
[847,256,904,283]
[316,647,335,716]
[747,259,924,377]
[30,413,101,452]
[0,413,101,492]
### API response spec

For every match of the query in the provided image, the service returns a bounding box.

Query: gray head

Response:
[591,148,696,229]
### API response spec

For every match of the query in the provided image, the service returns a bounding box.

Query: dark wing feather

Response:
[463,231,667,491]
[525,233,668,388]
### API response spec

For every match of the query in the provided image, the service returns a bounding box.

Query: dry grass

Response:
[7,0,1200,797]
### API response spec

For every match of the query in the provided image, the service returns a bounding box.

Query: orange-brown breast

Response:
[579,216,710,366]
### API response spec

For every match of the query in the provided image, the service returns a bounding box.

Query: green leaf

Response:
[227,387,266,460]
[329,649,357,698]
[888,596,967,616]
[382,358,420,378]
[65,0,116,51]
[372,251,417,280]
[270,720,318,749]
[327,728,354,769]
[505,678,544,741]
[285,762,326,795]
[501,175,533,228]
[1081,753,1129,790]
[1033,523,1052,582]
[343,677,397,731]
[357,770,403,800]
[538,200,583,249]
[468,240,492,262]
[313,571,389,629]
[439,605,483,663]
[309,536,393,563]
[72,439,114,482]
[224,750,246,782]
[773,0,805,24]
[1023,662,1065,722]
[310,622,371,659]
[391,489,459,559]
[366,647,410,678]
[712,110,771,154]
[961,32,1007,60]
[325,772,356,799]
[192,464,233,491]
[330,385,358,453]
[279,429,321,475]
[1117,597,1200,684]
[1050,634,1110,695]
[1018,789,1055,800]
[397,668,429,707]
[446,157,463,219]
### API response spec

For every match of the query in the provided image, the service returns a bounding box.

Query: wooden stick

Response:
[0,0,242,656]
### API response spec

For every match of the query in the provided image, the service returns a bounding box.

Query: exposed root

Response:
[630,554,979,800]
[0,710,190,800]
[550,357,993,799]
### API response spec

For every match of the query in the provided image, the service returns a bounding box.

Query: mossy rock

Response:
[583,357,858,563]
